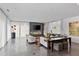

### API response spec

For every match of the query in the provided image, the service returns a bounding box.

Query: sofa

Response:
[40,37,48,48]
[26,35,36,43]
[40,34,66,48]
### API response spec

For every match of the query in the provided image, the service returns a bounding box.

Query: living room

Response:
[0,3,79,56]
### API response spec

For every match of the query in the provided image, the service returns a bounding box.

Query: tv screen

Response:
[34,25,41,30]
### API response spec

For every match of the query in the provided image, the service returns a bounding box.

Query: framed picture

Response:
[69,21,79,36]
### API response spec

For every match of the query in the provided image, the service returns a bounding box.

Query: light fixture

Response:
[7,9,10,12]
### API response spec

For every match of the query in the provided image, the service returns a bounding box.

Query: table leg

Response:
[48,41,51,49]
[69,38,71,48]
[52,42,54,51]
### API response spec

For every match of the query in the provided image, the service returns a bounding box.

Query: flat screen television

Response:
[33,25,41,31]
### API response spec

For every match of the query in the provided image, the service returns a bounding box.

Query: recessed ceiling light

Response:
[7,9,10,12]
[15,8,16,9]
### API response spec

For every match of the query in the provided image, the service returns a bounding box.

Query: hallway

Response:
[0,38,79,56]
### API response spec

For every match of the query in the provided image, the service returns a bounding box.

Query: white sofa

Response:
[40,37,48,48]
[40,37,64,48]
[26,35,36,43]
[26,35,48,48]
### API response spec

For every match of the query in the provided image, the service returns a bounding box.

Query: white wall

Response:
[11,22,29,38]
[11,22,20,38]
[21,22,29,37]
[0,13,3,47]
[0,9,7,48]
[61,16,79,43]
[7,19,11,41]
[48,21,61,34]
[44,23,49,35]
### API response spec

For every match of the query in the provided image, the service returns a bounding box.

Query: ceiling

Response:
[0,3,79,23]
